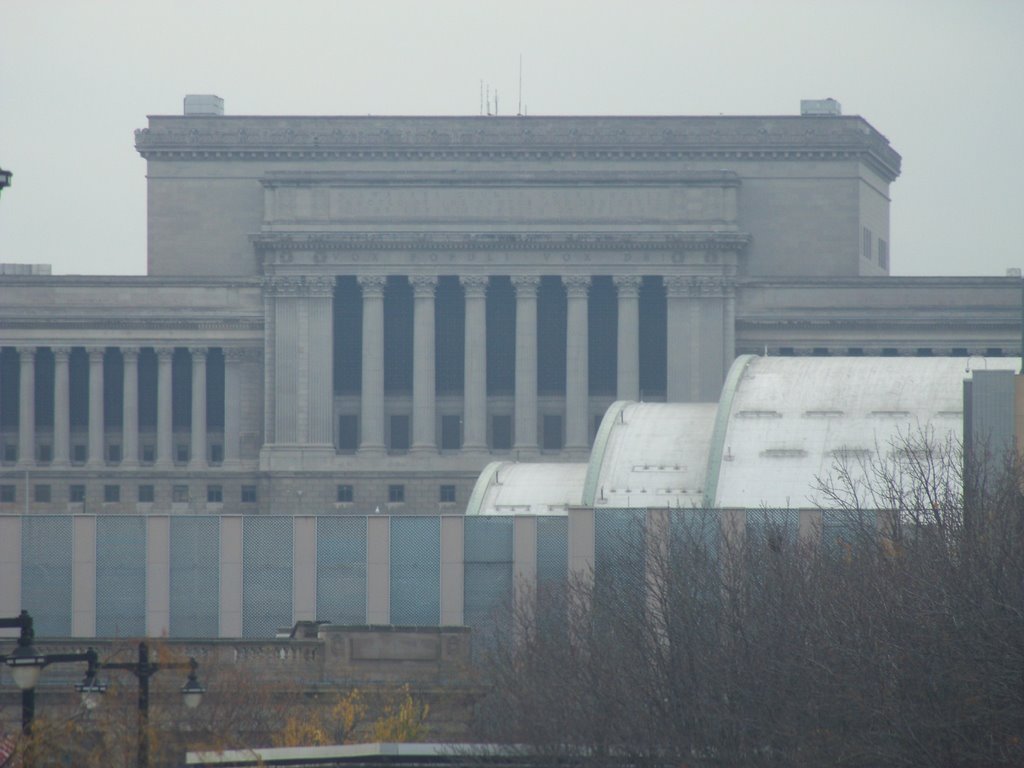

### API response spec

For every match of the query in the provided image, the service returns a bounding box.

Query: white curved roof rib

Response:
[709,356,1020,508]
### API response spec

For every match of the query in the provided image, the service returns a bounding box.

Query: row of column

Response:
[2,346,244,468]
[351,273,735,455]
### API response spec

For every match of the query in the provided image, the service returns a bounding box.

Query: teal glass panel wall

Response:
[21,516,72,636]
[242,517,293,638]
[170,516,220,637]
[316,516,367,624]
[96,516,147,636]
[390,517,440,626]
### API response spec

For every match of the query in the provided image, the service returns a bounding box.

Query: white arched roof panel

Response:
[466,461,587,515]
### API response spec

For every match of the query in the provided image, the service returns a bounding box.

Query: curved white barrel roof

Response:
[464,356,1019,514]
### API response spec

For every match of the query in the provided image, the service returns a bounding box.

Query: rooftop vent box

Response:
[183,94,224,116]
[800,98,842,116]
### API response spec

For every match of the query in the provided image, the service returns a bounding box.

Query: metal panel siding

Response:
[390,517,440,626]
[242,517,293,638]
[96,517,147,637]
[594,508,646,597]
[316,516,367,625]
[21,516,72,637]
[463,517,513,643]
[536,516,568,588]
[970,371,1016,460]
[170,516,220,637]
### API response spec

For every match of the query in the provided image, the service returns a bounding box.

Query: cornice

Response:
[0,317,264,331]
[253,231,752,254]
[135,115,901,181]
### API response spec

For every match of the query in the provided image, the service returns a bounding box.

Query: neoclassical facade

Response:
[0,103,1021,516]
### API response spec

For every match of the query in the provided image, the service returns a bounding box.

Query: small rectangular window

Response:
[878,238,889,270]
[241,485,257,504]
[543,414,563,451]
[34,484,51,503]
[439,484,456,504]
[138,485,155,503]
[37,444,52,463]
[338,415,358,453]
[104,485,120,503]
[441,415,462,451]
[0,485,15,503]
[176,445,189,464]
[107,444,122,463]
[69,484,86,503]
[72,445,86,464]
[389,415,410,452]
[388,484,405,504]
[142,445,155,464]
[207,485,223,503]
[863,226,873,261]
[491,414,512,451]
[3,445,16,463]
[210,444,224,464]
[337,484,354,503]
[172,485,189,503]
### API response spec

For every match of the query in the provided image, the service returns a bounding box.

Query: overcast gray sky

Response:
[1,0,1021,276]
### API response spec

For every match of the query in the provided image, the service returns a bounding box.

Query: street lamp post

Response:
[91,641,205,768]
[1,610,97,734]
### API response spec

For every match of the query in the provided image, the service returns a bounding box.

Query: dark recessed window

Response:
[441,415,462,451]
[172,485,189,503]
[543,414,563,451]
[439,484,456,504]
[176,445,189,464]
[388,484,405,504]
[337,484,354,503]
[863,227,873,260]
[241,485,257,504]
[878,238,889,270]
[73,445,86,464]
[103,485,120,503]
[491,415,512,451]
[3,445,16,463]
[138,485,155,503]
[142,445,155,464]
[69,484,86,503]
[0,485,15,503]
[34,485,51,503]
[389,415,410,453]
[37,444,52,463]
[107,444,122,463]
[210,444,223,464]
[338,415,358,453]
[207,485,223,503]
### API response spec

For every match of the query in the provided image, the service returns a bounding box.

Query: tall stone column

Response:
[411,275,438,453]
[723,276,737,381]
[358,275,386,454]
[223,348,243,464]
[305,277,336,446]
[189,347,207,468]
[16,347,35,466]
[461,276,488,452]
[613,275,641,402]
[565,275,591,454]
[665,276,691,403]
[52,346,71,466]
[512,275,540,453]
[86,347,104,466]
[121,347,139,467]
[155,348,174,467]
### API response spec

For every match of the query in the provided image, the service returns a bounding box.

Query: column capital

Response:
[263,274,335,297]
[357,274,387,298]
[511,274,540,297]
[120,346,140,361]
[50,345,72,360]
[612,274,643,298]
[155,347,175,360]
[189,346,208,360]
[15,346,36,358]
[460,275,489,298]
[307,275,335,298]
[564,275,591,297]
[664,275,690,298]
[224,346,261,363]
[85,346,105,360]
[411,275,438,297]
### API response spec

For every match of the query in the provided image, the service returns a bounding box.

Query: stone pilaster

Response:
[155,347,174,467]
[722,276,737,381]
[86,347,104,466]
[411,275,438,453]
[358,275,387,454]
[665,277,691,402]
[461,276,489,452]
[565,275,591,453]
[16,347,35,466]
[223,348,244,464]
[52,346,71,466]
[613,275,642,402]
[121,347,139,466]
[305,276,336,446]
[512,275,540,453]
[189,347,207,468]
[665,275,729,402]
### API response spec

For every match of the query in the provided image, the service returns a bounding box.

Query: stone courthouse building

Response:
[0,97,1020,518]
